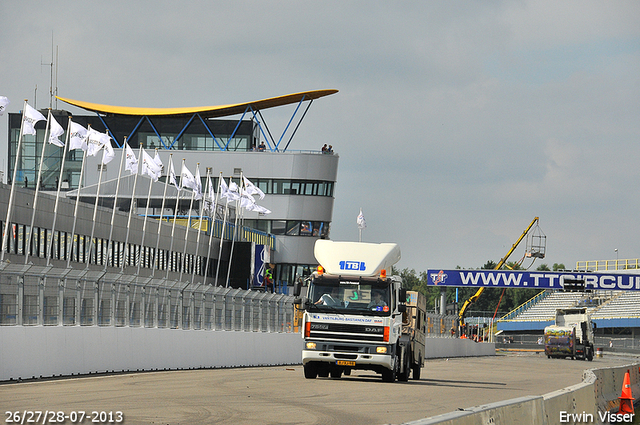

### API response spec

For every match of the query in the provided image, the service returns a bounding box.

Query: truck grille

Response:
[308,322,386,342]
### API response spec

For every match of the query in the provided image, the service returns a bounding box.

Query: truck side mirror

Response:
[293,281,302,297]
[399,288,407,303]
[293,297,310,311]
[398,304,406,313]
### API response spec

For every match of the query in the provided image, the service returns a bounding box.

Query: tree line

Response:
[395,261,566,318]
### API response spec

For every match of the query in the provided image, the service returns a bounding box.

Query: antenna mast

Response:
[41,32,57,110]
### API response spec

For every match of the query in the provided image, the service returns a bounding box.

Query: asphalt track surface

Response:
[1,352,637,425]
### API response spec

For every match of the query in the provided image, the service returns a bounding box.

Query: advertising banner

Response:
[426,269,640,291]
[254,245,269,287]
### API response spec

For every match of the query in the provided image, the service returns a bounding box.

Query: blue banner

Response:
[426,269,640,291]
[254,245,268,287]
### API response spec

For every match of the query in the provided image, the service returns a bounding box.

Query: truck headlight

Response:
[306,342,317,350]
[376,346,387,354]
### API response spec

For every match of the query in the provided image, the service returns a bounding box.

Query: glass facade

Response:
[8,111,258,190]
[6,109,337,288]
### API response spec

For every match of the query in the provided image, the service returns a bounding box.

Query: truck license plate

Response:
[336,360,356,366]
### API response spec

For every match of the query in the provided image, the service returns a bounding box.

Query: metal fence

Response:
[495,333,640,351]
[0,264,295,332]
[425,313,458,337]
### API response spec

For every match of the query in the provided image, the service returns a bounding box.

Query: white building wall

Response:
[83,150,339,265]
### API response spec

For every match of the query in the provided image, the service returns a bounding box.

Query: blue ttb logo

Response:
[339,261,365,271]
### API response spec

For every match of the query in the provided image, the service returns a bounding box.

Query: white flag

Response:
[357,208,367,229]
[239,191,255,210]
[101,135,115,165]
[0,96,9,116]
[193,166,202,200]
[243,176,265,200]
[141,150,162,181]
[204,174,215,214]
[226,180,241,201]
[68,120,88,151]
[220,177,238,202]
[86,128,107,157]
[180,163,198,192]
[23,104,46,136]
[48,115,65,147]
[124,142,138,174]
[250,203,272,215]
[168,157,179,190]
[153,150,163,180]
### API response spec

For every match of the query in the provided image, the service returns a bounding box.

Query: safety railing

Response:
[577,258,640,271]
[498,289,551,321]
[425,313,458,337]
[0,264,295,332]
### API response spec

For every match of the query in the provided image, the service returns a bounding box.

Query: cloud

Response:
[1,0,639,272]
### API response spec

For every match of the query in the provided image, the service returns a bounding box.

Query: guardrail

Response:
[577,258,640,271]
[405,361,640,425]
[0,265,294,332]
[499,289,551,321]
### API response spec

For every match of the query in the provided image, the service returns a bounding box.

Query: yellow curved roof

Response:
[56,89,338,118]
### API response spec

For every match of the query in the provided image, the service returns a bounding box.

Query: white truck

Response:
[293,240,425,382]
[544,307,595,361]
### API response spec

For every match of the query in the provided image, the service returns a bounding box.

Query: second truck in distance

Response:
[544,307,595,361]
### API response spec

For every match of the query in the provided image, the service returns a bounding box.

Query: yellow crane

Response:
[457,217,545,325]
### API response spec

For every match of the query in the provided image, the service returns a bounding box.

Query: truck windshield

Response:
[307,281,391,316]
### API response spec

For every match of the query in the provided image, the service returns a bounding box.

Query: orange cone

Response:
[618,369,634,414]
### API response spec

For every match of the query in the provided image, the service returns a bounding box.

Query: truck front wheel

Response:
[303,363,318,379]
[382,356,398,383]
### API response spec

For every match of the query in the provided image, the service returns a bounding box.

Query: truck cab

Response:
[294,240,425,382]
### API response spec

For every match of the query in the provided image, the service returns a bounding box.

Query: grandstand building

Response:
[3,90,339,288]
[497,267,640,348]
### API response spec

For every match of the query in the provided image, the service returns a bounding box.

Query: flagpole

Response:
[152,153,172,277]
[225,174,243,288]
[214,173,228,286]
[179,169,197,283]
[1,100,29,263]
[66,147,87,268]
[85,132,109,269]
[137,148,156,276]
[24,110,53,264]
[122,145,143,272]
[165,159,182,280]
[191,167,210,285]
[203,173,220,285]
[47,116,72,266]
[103,137,128,271]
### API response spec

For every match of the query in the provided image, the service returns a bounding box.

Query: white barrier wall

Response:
[406,362,640,425]
[425,338,495,358]
[1,329,493,381]
[0,326,301,381]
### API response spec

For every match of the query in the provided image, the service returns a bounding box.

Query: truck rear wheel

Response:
[398,351,411,382]
[303,363,317,379]
[412,358,422,380]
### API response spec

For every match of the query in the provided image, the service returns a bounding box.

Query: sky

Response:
[1,1,639,274]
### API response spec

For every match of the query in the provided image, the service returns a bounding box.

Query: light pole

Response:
[615,249,619,269]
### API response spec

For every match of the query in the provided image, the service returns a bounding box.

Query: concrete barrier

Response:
[0,326,301,381]
[1,328,495,381]
[405,361,640,425]
[425,338,495,359]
